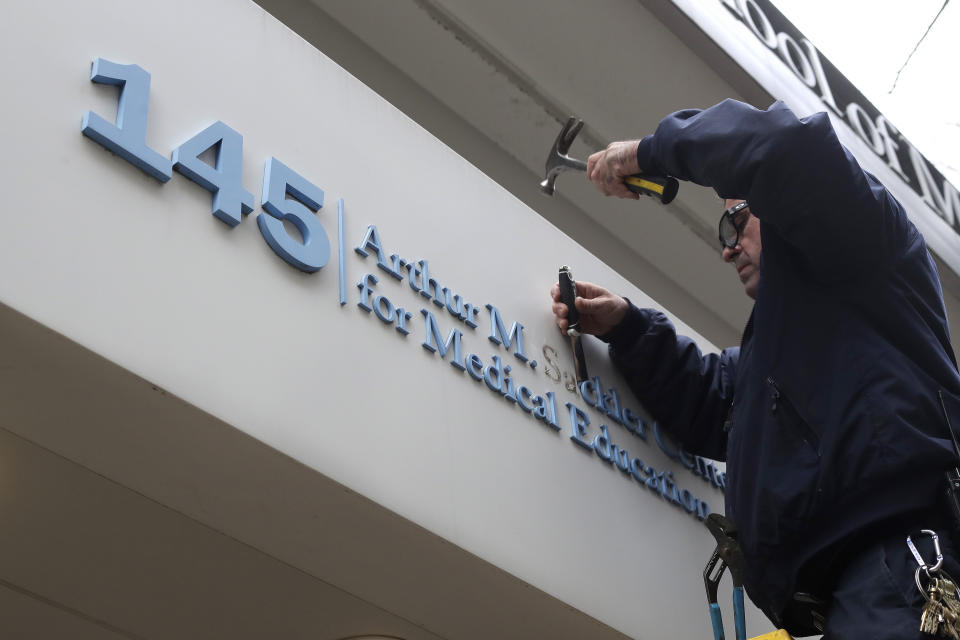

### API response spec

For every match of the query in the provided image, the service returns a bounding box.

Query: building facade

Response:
[1,1,957,638]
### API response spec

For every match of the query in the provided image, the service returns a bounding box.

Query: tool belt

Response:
[776,593,827,637]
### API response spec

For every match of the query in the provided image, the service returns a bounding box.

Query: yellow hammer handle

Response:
[749,630,792,640]
[624,174,679,204]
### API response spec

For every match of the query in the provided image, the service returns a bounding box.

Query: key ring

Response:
[915,567,960,604]
[915,566,960,602]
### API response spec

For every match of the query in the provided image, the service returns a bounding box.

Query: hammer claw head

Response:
[558,117,583,155]
[540,116,589,197]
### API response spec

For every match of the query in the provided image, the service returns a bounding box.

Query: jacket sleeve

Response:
[635,99,911,278]
[602,302,736,460]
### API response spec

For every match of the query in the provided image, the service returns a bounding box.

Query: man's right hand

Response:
[586,140,642,199]
[550,280,628,337]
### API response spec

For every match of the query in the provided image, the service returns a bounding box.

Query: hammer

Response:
[539,117,679,204]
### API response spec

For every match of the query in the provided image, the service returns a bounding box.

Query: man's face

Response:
[721,199,762,299]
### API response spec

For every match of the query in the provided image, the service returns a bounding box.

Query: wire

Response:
[889,0,951,93]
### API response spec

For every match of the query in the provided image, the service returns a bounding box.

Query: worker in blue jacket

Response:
[551,99,960,638]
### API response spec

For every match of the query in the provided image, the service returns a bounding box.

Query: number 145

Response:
[81,57,332,273]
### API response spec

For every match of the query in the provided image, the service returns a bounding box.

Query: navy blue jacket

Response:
[604,99,960,621]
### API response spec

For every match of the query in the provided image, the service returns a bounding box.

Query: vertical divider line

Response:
[338,198,347,305]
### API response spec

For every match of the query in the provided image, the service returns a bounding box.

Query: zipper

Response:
[724,308,755,436]
[723,400,735,433]
[767,376,822,453]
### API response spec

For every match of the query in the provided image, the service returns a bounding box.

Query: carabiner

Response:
[907,529,944,575]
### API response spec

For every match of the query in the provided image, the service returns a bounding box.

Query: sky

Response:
[770,0,959,187]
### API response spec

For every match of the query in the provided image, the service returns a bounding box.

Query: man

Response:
[550,99,960,638]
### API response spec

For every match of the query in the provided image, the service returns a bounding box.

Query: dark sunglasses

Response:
[718,201,750,250]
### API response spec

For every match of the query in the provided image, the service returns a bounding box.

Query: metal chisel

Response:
[559,265,589,384]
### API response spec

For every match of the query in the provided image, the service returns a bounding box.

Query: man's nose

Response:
[722,245,740,262]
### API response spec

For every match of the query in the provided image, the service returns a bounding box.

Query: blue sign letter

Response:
[172,121,254,226]
[81,58,172,182]
[486,304,528,362]
[257,157,329,272]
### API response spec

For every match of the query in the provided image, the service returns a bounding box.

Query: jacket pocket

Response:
[748,376,824,549]
[768,377,822,456]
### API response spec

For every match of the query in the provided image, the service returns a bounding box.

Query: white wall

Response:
[0,1,769,637]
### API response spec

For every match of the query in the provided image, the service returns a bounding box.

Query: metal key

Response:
[942,610,960,640]
[911,530,954,637]
[938,578,960,610]
[936,578,960,639]
[943,613,960,639]
[921,577,960,638]
[921,594,943,636]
